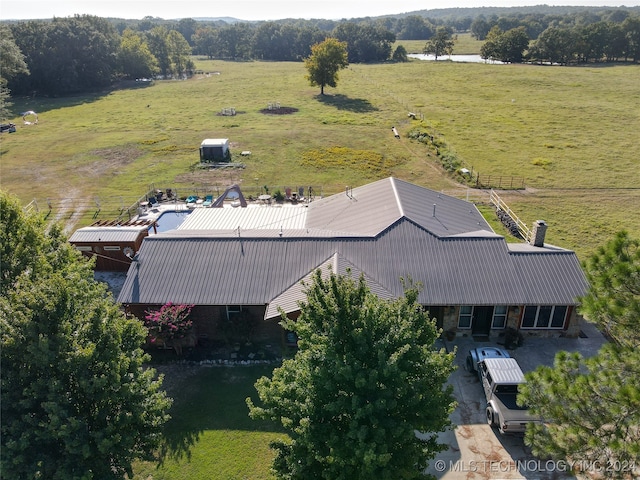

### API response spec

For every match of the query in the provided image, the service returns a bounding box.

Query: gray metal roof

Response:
[69,226,148,243]
[117,219,588,313]
[265,253,396,319]
[305,177,493,237]
[117,178,588,313]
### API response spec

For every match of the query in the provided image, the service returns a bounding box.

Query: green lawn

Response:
[2,57,639,257]
[131,365,284,480]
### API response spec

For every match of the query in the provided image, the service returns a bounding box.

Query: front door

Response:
[472,306,494,335]
[428,306,445,330]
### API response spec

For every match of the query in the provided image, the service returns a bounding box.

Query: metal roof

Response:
[178,204,308,231]
[117,220,588,312]
[69,226,148,243]
[117,178,588,313]
[305,177,493,237]
[265,253,396,319]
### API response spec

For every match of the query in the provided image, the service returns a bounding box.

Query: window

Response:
[521,306,568,329]
[458,306,472,329]
[75,246,92,251]
[492,305,508,329]
[103,246,121,251]
[551,306,568,328]
[226,305,242,320]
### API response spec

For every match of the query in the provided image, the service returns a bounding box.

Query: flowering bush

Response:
[144,303,194,345]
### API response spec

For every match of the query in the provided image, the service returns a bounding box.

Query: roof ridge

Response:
[389,177,405,218]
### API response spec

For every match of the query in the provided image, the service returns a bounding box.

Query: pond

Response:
[408,54,504,64]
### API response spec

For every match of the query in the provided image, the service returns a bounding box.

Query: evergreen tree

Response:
[519,231,640,477]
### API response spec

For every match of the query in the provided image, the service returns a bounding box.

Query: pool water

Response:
[150,210,191,233]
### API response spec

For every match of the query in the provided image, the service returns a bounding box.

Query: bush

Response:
[144,302,194,345]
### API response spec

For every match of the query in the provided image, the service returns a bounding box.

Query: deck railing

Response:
[489,190,531,241]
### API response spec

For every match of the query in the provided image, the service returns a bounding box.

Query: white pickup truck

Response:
[478,357,541,434]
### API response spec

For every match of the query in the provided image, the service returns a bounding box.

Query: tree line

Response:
[478,16,640,64]
[1,8,639,103]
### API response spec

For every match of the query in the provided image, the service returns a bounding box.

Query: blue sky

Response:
[1,0,638,21]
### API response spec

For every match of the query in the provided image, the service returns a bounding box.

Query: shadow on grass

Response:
[316,93,378,113]
[9,81,153,116]
[157,365,284,464]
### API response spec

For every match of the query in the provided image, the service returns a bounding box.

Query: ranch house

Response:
[116,177,588,347]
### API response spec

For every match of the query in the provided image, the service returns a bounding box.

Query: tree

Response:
[397,15,434,41]
[392,44,409,62]
[622,15,640,62]
[9,16,119,96]
[117,29,158,79]
[304,38,348,95]
[529,26,577,65]
[144,302,194,353]
[247,270,456,479]
[0,24,29,120]
[166,29,193,76]
[519,345,640,476]
[519,231,640,477]
[332,22,395,63]
[147,26,172,76]
[0,191,172,479]
[471,16,492,40]
[481,26,529,63]
[580,231,640,349]
[423,26,455,60]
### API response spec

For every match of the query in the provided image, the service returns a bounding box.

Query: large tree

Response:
[117,29,158,79]
[0,24,29,120]
[519,231,640,477]
[481,26,530,63]
[304,38,348,95]
[247,270,456,480]
[0,191,172,479]
[9,16,119,96]
[423,26,455,60]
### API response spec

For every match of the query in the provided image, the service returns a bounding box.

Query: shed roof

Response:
[69,225,148,243]
[178,204,308,231]
[201,138,229,146]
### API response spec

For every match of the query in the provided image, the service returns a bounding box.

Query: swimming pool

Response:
[150,210,191,233]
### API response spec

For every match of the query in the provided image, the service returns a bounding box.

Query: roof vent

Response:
[530,220,547,247]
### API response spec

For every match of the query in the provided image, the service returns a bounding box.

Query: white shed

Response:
[200,138,230,162]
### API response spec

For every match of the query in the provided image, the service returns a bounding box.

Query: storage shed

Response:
[200,138,230,162]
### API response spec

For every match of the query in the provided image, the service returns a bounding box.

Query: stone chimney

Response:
[530,220,547,247]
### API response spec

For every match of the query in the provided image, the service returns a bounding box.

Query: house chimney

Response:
[530,220,547,247]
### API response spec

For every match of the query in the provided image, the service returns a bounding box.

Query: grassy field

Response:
[1,56,639,259]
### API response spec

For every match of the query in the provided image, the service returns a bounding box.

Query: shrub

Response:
[144,302,194,345]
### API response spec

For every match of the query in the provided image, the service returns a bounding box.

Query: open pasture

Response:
[1,57,638,258]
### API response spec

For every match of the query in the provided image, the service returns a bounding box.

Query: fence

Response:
[475,175,525,190]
